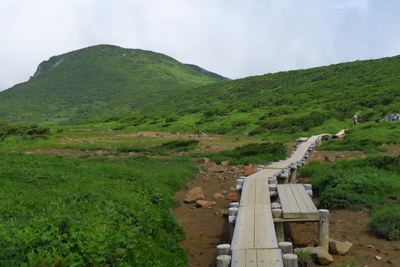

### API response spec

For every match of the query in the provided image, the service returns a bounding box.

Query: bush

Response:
[370,204,400,240]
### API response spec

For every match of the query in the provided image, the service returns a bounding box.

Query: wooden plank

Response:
[240,177,256,207]
[255,206,277,249]
[255,176,270,206]
[273,218,319,222]
[232,249,284,267]
[277,185,301,218]
[231,207,255,249]
[257,249,284,267]
[290,184,319,219]
[231,249,245,267]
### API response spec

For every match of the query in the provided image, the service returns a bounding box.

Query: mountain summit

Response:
[0,45,222,125]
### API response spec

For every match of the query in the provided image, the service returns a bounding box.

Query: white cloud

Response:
[1,0,400,91]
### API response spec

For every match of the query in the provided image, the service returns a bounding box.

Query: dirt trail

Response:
[172,149,400,267]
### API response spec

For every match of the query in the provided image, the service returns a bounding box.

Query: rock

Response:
[196,200,216,208]
[213,193,223,199]
[308,239,318,247]
[193,157,210,165]
[207,162,218,167]
[222,191,228,194]
[128,152,137,156]
[226,193,238,200]
[368,245,374,248]
[323,156,336,163]
[221,160,230,166]
[336,154,345,159]
[208,165,227,173]
[199,130,207,136]
[294,247,333,265]
[230,187,236,191]
[185,187,205,203]
[329,240,353,255]
[375,256,382,261]
[96,150,105,156]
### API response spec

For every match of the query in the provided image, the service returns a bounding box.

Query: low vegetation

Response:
[299,155,400,240]
[0,153,196,266]
[190,142,288,165]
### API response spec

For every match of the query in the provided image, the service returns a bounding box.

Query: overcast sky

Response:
[1,0,400,91]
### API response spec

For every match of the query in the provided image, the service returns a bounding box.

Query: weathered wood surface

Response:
[231,249,284,267]
[277,184,319,219]
[231,206,278,250]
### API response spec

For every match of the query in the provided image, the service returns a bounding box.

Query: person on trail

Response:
[397,114,400,120]
[388,114,392,121]
[393,115,396,121]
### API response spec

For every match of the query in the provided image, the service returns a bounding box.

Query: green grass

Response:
[370,204,400,240]
[190,142,288,165]
[0,153,196,266]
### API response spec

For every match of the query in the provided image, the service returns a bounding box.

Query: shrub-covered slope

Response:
[0,45,220,125]
[144,55,400,116]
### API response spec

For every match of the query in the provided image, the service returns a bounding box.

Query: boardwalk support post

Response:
[229,215,236,242]
[290,163,297,182]
[216,244,231,256]
[283,254,298,267]
[216,255,231,267]
[275,222,285,243]
[279,242,293,254]
[318,209,329,251]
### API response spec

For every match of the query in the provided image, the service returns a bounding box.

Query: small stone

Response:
[222,191,228,194]
[226,193,237,200]
[185,187,205,203]
[221,160,230,166]
[375,256,382,261]
[329,240,353,255]
[368,245,374,248]
[195,200,216,208]
[193,157,210,165]
[230,187,236,191]
[213,193,223,199]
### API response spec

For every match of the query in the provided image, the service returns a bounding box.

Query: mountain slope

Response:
[0,45,222,125]
[142,55,400,115]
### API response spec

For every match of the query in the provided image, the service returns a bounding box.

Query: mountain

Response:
[0,45,222,125]
[184,64,231,81]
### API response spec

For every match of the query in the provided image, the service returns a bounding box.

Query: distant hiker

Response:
[397,114,400,120]
[393,115,396,121]
[388,114,392,121]
[353,115,357,126]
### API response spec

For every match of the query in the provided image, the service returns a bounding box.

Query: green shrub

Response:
[370,204,400,240]
[295,250,314,267]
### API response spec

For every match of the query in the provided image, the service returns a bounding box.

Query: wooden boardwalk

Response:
[229,132,339,266]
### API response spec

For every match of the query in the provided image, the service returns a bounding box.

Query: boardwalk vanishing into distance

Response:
[216,132,343,267]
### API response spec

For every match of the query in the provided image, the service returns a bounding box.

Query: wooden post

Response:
[272,208,283,218]
[216,255,231,267]
[275,222,285,243]
[282,254,298,267]
[279,242,293,254]
[290,163,297,182]
[271,203,281,209]
[229,207,238,217]
[268,177,277,184]
[217,244,231,256]
[304,184,312,190]
[229,215,236,242]
[236,179,244,203]
[230,202,239,208]
[268,184,277,192]
[318,209,329,251]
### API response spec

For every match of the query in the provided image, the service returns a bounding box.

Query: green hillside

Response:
[81,55,400,139]
[0,45,220,125]
[144,56,400,116]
